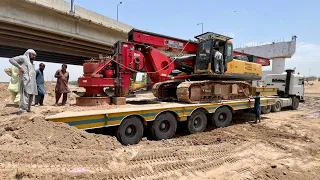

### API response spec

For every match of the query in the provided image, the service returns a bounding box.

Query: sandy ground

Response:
[0,81,319,180]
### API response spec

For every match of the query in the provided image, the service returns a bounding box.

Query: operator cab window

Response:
[272,79,286,83]
[196,40,213,70]
[298,78,304,85]
[227,44,232,56]
[199,40,212,58]
[224,43,233,62]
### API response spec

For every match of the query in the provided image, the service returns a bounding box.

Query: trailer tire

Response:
[291,97,299,110]
[212,106,232,128]
[116,116,144,145]
[261,105,271,114]
[187,110,207,134]
[271,100,281,112]
[150,112,177,140]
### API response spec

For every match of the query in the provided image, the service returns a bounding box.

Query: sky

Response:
[1,0,319,82]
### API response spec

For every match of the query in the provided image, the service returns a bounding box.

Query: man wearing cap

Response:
[34,63,46,106]
[9,49,38,114]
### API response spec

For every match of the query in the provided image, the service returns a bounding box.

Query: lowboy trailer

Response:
[46,96,280,145]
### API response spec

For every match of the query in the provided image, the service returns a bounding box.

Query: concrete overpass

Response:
[235,36,297,74]
[0,0,133,65]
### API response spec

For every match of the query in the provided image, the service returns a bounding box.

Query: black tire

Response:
[116,116,144,145]
[150,112,177,140]
[291,97,299,110]
[271,100,281,112]
[261,105,271,114]
[212,106,232,128]
[187,109,208,134]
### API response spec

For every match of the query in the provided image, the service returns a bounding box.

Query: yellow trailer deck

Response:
[45,97,276,145]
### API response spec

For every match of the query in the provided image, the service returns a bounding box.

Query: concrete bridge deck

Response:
[0,0,133,65]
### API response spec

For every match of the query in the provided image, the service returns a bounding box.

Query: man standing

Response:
[34,63,46,106]
[4,65,20,105]
[212,48,224,74]
[212,41,224,74]
[253,92,261,123]
[9,49,38,114]
[54,64,70,106]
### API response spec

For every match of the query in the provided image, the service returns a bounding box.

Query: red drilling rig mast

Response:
[77,29,267,106]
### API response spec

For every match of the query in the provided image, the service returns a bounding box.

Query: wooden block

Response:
[76,97,110,106]
[232,84,238,94]
[214,84,222,95]
[190,86,202,101]
[221,85,231,96]
[112,97,127,105]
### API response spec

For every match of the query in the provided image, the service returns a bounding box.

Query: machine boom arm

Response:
[128,29,198,54]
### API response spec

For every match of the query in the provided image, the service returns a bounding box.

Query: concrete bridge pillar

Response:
[272,57,286,74]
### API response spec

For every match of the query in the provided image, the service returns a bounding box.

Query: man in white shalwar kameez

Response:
[9,49,38,114]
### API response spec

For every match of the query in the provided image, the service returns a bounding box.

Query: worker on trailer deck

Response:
[54,64,70,106]
[9,49,38,114]
[4,65,20,105]
[34,63,46,106]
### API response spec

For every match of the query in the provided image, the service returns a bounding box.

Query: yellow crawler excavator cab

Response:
[194,39,233,74]
[193,32,262,78]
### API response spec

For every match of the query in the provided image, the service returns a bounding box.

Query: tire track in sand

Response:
[133,142,256,180]
[0,142,257,180]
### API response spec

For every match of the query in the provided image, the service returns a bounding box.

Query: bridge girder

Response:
[0,0,131,65]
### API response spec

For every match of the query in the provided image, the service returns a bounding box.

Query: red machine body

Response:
[78,29,198,98]
[78,41,147,97]
[79,60,115,97]
[77,29,271,99]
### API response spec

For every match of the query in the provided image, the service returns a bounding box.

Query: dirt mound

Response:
[1,116,120,151]
[253,165,320,180]
[173,128,246,146]
[0,83,12,104]
[0,116,128,180]
[43,82,78,105]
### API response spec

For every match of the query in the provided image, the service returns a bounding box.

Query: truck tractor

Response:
[261,69,304,113]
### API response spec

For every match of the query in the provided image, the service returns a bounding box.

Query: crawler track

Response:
[152,81,181,101]
[153,80,252,104]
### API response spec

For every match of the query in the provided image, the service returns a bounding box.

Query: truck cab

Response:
[263,69,305,101]
[258,69,305,113]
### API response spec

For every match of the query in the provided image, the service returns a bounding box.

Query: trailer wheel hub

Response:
[194,117,201,127]
[160,121,170,132]
[218,113,227,122]
[125,125,136,137]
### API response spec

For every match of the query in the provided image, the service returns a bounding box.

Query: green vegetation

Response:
[141,74,147,85]
[69,81,78,86]
[305,76,319,82]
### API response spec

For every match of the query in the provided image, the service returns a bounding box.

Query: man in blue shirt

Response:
[253,92,261,123]
[34,63,46,106]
